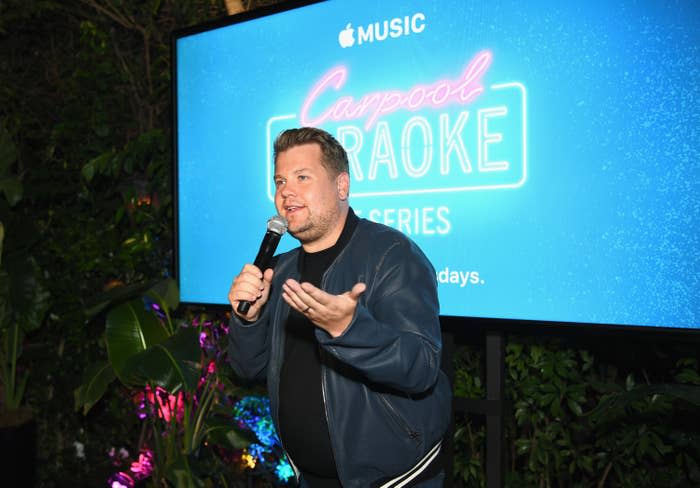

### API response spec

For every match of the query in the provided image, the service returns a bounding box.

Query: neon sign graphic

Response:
[266,52,527,201]
[300,51,492,130]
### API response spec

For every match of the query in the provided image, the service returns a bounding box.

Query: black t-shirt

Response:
[278,210,358,486]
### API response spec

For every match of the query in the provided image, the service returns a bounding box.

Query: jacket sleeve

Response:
[227,307,272,383]
[315,238,442,394]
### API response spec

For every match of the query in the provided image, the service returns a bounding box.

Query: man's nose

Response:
[279,184,295,198]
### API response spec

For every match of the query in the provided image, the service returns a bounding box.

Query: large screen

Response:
[174,0,699,330]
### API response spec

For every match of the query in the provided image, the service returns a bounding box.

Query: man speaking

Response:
[228,127,451,487]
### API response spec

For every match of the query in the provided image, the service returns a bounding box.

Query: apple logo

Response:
[338,23,355,48]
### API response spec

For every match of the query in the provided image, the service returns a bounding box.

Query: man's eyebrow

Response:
[274,168,312,178]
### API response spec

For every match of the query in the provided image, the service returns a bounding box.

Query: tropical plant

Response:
[74,278,294,486]
[75,279,213,484]
[0,120,51,426]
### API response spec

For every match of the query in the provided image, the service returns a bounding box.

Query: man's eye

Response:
[274,179,284,187]
[298,175,309,181]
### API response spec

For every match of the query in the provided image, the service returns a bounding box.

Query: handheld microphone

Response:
[237,214,288,315]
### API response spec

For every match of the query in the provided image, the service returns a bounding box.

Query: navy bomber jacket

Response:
[228,217,452,488]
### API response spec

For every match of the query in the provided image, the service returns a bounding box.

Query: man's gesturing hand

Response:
[228,264,274,322]
[282,279,367,338]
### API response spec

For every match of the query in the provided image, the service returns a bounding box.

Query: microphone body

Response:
[237,215,288,315]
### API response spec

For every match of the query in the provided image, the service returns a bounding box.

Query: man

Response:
[228,127,451,487]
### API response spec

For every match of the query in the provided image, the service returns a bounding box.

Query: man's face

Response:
[274,143,349,251]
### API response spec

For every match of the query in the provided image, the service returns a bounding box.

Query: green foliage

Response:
[452,345,485,487]
[0,119,51,420]
[452,340,700,487]
[74,279,194,415]
[0,0,237,483]
[105,298,171,383]
[75,278,276,486]
[73,362,116,416]
[120,324,202,393]
[506,341,594,487]
[0,121,22,206]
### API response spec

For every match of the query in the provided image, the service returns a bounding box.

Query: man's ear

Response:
[337,172,350,201]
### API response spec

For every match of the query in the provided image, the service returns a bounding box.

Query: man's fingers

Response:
[241,263,263,279]
[230,266,271,305]
[282,291,305,313]
[283,280,316,311]
[299,281,331,305]
[293,280,366,306]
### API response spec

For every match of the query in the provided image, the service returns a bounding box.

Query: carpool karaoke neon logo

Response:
[265,50,528,200]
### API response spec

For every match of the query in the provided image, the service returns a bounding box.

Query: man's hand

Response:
[281,279,366,338]
[228,264,274,321]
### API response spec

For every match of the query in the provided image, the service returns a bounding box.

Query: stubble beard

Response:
[288,206,340,247]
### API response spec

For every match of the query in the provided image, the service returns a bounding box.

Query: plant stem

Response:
[597,461,613,488]
[192,375,217,446]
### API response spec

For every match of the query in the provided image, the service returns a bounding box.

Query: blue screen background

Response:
[176,0,699,329]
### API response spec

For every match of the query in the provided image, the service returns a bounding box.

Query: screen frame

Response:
[170,0,699,338]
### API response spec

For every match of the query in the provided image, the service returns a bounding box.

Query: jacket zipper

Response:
[319,345,344,483]
[312,231,359,485]
[378,393,421,444]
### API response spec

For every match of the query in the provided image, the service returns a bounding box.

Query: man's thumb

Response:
[350,282,366,300]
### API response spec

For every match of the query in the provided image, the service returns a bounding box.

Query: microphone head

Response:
[267,214,288,235]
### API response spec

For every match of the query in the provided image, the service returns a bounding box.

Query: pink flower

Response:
[130,449,154,480]
[136,385,185,423]
[154,387,185,423]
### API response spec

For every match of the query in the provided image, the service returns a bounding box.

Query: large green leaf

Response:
[205,416,255,450]
[83,278,160,320]
[121,326,201,393]
[2,255,50,333]
[0,178,22,207]
[105,298,170,385]
[73,361,116,415]
[145,278,179,313]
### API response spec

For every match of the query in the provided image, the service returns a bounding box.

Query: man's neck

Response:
[301,205,350,253]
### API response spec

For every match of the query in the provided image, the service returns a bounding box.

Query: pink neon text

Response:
[299,51,492,130]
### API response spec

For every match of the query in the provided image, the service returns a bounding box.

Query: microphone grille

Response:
[267,214,288,235]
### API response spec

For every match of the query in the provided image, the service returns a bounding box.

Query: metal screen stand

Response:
[449,330,505,488]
